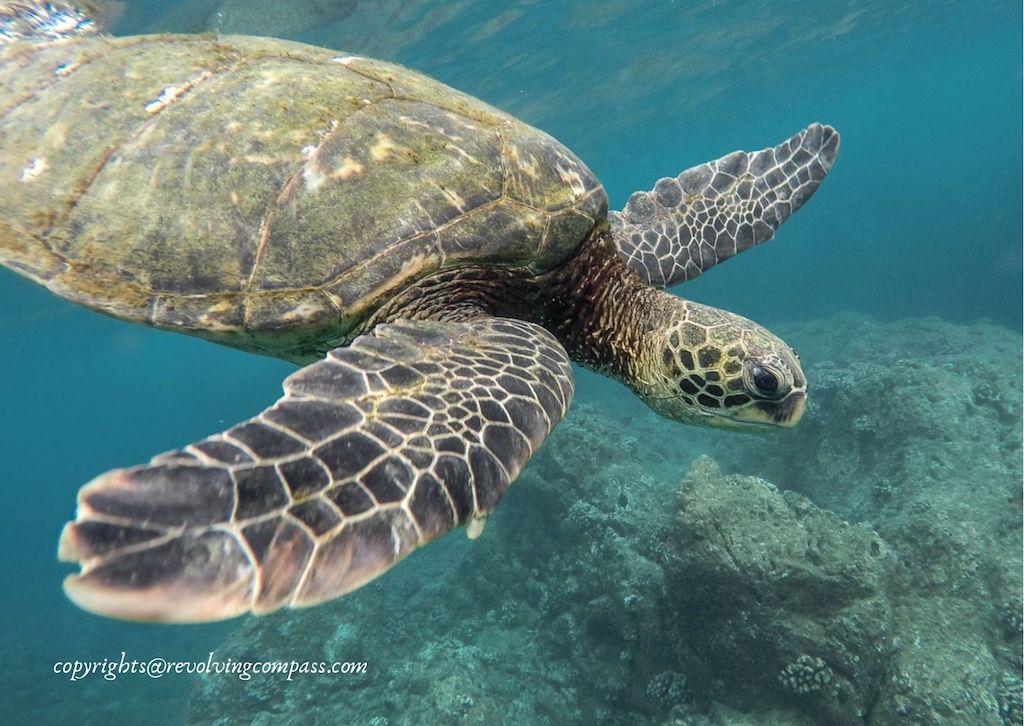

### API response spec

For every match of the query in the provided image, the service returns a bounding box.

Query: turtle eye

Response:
[752,365,777,393]
[747,363,788,399]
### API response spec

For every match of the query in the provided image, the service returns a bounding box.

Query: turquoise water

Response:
[0,2,1020,724]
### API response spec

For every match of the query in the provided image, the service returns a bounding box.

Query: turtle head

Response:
[637,300,806,431]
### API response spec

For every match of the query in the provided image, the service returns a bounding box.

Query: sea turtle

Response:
[0,2,839,621]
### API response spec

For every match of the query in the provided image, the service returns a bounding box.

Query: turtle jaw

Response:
[709,389,807,431]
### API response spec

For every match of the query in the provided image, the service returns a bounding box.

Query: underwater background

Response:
[0,1,1020,724]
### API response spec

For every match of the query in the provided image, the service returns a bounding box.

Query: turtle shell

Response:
[0,34,606,358]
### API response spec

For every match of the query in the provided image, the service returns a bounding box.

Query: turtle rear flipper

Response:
[611,123,839,288]
[59,317,574,622]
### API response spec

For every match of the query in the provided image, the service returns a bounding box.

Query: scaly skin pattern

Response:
[0,34,604,360]
[364,229,807,430]
[60,318,575,621]
[610,123,839,288]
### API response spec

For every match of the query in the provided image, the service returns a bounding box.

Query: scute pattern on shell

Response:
[0,34,605,357]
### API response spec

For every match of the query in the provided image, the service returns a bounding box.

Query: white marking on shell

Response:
[398,115,434,131]
[370,133,411,162]
[520,155,541,180]
[280,298,325,323]
[331,55,361,65]
[18,157,47,182]
[431,181,467,211]
[144,70,214,115]
[450,144,477,162]
[196,302,241,332]
[1,3,94,45]
[556,162,586,197]
[332,156,365,180]
[322,289,344,309]
[302,160,326,192]
[243,153,279,165]
[445,112,482,132]
[53,61,81,77]
[396,251,441,281]
[413,200,437,229]
[301,120,340,192]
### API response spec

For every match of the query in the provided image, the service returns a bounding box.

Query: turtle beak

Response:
[751,390,806,428]
[772,390,807,427]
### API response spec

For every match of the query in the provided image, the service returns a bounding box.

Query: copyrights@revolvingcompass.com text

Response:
[53,651,369,682]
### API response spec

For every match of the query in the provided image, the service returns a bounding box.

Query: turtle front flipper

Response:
[610,123,840,288]
[58,318,573,622]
